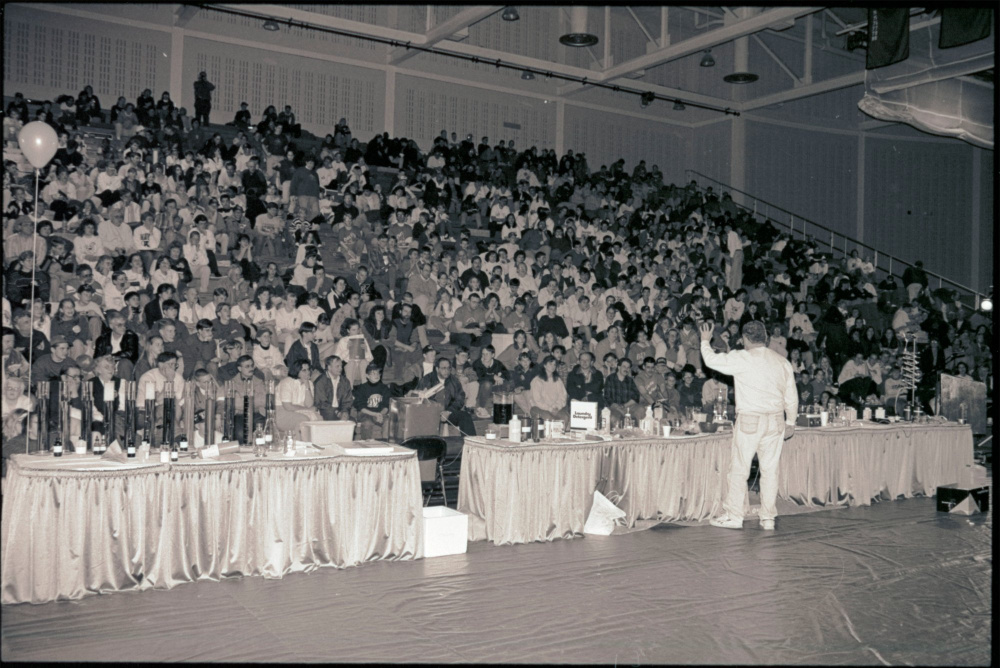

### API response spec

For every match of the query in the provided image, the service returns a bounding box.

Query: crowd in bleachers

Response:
[1,82,994,455]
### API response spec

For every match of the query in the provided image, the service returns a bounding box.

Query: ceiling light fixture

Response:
[724,37,758,84]
[640,92,656,108]
[501,6,520,22]
[560,7,598,47]
[673,100,686,111]
[262,19,279,32]
[521,70,535,80]
[699,50,715,67]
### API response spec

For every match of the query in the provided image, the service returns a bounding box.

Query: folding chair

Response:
[401,436,448,506]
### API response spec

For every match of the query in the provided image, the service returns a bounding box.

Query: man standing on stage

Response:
[699,320,797,531]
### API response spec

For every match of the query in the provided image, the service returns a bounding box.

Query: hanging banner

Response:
[866,8,910,69]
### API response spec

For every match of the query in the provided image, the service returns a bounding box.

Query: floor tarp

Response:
[1,493,991,665]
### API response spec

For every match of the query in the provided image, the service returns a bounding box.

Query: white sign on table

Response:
[570,400,598,430]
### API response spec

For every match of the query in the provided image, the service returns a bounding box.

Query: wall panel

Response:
[394,75,555,151]
[745,120,858,239]
[3,4,170,104]
[563,106,689,185]
[690,120,732,187]
[863,137,974,287]
[182,37,384,140]
[978,150,994,292]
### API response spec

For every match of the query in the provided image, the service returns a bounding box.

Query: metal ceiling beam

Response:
[764,25,865,63]
[752,34,801,85]
[803,13,813,85]
[389,5,502,65]
[742,71,864,111]
[555,79,734,110]
[625,7,656,45]
[823,9,849,30]
[213,4,422,43]
[836,10,937,37]
[433,40,599,80]
[598,7,819,81]
[681,7,724,20]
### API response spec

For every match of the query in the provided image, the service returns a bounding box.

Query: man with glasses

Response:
[230,355,266,441]
[94,310,140,380]
[416,356,477,436]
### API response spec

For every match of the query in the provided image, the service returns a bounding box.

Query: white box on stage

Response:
[570,400,598,430]
[301,421,356,445]
[422,506,468,558]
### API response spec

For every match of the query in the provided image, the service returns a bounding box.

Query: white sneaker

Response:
[760,519,775,531]
[709,514,743,529]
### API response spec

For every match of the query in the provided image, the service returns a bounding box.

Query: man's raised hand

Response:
[699,322,713,342]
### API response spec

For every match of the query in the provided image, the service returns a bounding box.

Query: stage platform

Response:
[1,491,990,665]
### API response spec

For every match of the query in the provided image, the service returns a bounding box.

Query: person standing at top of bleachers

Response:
[193,71,215,126]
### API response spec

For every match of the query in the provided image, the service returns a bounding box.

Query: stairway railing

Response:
[684,169,985,310]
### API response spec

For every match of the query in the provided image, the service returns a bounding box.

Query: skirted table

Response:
[458,423,973,545]
[1,445,424,605]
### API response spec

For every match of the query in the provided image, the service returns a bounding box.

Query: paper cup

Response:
[820,411,829,427]
[662,425,671,438]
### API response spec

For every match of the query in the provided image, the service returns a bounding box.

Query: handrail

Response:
[684,169,984,310]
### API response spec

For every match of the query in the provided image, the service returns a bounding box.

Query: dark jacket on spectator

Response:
[94,328,140,364]
[314,371,354,420]
[566,365,604,404]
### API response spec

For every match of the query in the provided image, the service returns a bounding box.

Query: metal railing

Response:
[684,169,986,310]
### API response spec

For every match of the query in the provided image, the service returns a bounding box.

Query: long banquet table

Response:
[457,422,973,545]
[1,444,424,605]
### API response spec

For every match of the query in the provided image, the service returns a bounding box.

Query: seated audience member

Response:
[252,328,285,380]
[471,344,510,409]
[284,322,323,381]
[603,358,641,423]
[635,356,669,410]
[314,355,354,421]
[136,351,186,426]
[94,309,140,379]
[352,362,392,439]
[566,351,604,408]
[417,356,477,436]
[275,359,322,438]
[529,355,569,423]
[31,335,79,381]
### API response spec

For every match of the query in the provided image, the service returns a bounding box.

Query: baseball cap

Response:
[50,334,70,346]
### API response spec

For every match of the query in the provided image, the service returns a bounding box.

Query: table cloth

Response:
[458,423,972,545]
[1,444,424,605]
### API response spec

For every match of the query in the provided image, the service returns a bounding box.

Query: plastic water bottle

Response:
[509,413,522,443]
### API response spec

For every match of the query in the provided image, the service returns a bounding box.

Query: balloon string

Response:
[25,167,40,453]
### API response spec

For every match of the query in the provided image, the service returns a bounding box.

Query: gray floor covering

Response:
[2,495,991,665]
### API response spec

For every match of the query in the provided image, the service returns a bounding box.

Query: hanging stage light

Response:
[501,7,520,22]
